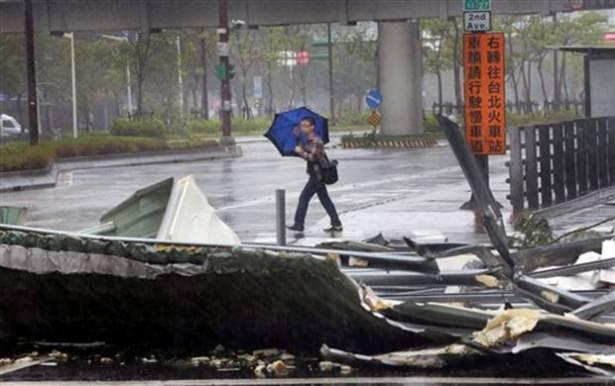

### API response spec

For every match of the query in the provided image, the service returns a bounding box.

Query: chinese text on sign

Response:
[463,32,506,155]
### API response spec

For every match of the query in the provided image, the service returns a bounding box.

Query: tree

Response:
[74,38,116,130]
[514,15,537,112]
[0,34,27,124]
[231,28,260,119]
[442,18,463,107]
[423,18,453,114]
[125,31,153,116]
[143,31,183,124]
[336,23,377,113]
[527,16,552,104]
[553,12,609,104]
[259,27,287,115]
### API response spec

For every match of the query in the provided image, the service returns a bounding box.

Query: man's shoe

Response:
[324,224,343,233]
[287,224,304,232]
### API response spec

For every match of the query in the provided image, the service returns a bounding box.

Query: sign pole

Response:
[327,23,335,124]
[218,0,234,144]
[24,0,39,145]
[461,0,505,210]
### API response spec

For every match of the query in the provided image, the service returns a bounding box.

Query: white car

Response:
[0,114,27,138]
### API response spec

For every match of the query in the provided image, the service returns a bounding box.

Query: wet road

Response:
[0,138,511,244]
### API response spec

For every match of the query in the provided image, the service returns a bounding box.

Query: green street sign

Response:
[215,64,226,80]
[464,0,491,11]
[311,39,329,48]
[215,64,236,81]
[310,54,329,60]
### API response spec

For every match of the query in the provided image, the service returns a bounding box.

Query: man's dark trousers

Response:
[294,175,341,228]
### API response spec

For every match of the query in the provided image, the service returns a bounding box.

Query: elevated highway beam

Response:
[0,0,592,34]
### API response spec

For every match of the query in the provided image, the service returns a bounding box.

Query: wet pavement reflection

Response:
[0,140,511,245]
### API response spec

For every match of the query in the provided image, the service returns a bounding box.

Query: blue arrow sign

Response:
[365,89,383,109]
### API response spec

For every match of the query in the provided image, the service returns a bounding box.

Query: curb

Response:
[0,145,242,193]
[341,138,438,149]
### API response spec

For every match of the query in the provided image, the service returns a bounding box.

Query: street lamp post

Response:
[64,32,78,138]
[176,35,184,120]
[126,62,133,115]
[200,29,209,120]
[327,22,335,124]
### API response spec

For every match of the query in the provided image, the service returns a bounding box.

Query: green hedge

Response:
[336,112,371,126]
[423,112,442,133]
[0,136,169,173]
[110,118,166,137]
[0,142,54,173]
[186,119,220,135]
[506,110,580,127]
[186,117,271,136]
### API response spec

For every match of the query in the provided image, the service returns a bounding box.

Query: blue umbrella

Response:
[264,106,329,157]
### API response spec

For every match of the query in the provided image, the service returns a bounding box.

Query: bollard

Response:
[275,189,286,246]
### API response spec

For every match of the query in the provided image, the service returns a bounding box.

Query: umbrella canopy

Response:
[264,107,329,157]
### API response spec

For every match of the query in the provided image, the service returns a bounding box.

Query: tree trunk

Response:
[134,32,152,117]
[83,102,91,132]
[553,52,561,111]
[436,68,443,115]
[537,56,548,114]
[241,69,251,119]
[191,87,198,118]
[200,32,209,120]
[512,70,521,113]
[552,14,561,111]
[506,32,520,112]
[561,52,569,107]
[113,91,121,118]
[136,74,144,116]
[520,59,529,113]
[267,62,274,116]
[300,66,307,106]
[526,60,533,113]
[452,21,462,106]
[288,67,296,109]
[15,94,24,128]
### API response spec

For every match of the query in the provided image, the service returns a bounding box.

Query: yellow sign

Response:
[463,32,506,155]
[367,111,382,128]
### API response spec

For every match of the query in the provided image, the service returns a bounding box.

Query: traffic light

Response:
[228,64,236,80]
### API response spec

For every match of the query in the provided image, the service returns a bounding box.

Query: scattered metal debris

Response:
[1,116,615,382]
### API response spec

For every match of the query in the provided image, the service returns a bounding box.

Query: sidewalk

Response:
[256,151,615,247]
[250,147,512,246]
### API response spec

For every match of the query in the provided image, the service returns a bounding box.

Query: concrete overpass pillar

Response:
[378,20,423,136]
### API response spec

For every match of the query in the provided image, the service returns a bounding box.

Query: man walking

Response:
[287,117,343,233]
